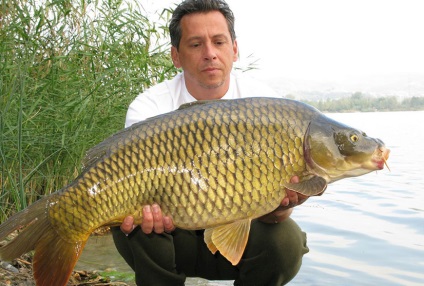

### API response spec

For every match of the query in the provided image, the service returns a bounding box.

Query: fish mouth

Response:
[372,146,390,170]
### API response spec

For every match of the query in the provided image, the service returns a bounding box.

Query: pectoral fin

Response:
[285,176,327,196]
[204,219,251,265]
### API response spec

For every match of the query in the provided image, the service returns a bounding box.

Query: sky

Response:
[141,0,424,82]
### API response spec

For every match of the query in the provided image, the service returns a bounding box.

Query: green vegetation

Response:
[301,92,424,112]
[1,1,423,223]
[0,0,178,222]
[100,269,135,283]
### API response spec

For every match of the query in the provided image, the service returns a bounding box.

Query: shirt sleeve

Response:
[125,90,162,128]
[125,75,182,128]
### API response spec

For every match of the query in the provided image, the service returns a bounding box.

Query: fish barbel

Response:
[0,97,390,285]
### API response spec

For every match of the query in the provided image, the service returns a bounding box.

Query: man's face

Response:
[171,11,238,97]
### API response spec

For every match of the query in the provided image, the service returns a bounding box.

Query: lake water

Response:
[289,111,424,286]
[77,111,424,286]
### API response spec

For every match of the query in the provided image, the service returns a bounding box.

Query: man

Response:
[111,0,309,285]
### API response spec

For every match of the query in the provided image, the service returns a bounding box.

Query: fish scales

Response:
[47,99,309,238]
[0,97,390,285]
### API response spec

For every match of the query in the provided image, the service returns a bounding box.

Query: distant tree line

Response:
[298,92,424,112]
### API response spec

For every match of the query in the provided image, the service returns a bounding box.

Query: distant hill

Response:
[259,73,424,100]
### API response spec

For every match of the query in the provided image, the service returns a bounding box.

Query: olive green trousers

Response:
[111,218,308,286]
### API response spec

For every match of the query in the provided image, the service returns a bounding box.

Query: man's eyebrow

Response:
[186,36,203,42]
[212,34,230,40]
[185,34,230,41]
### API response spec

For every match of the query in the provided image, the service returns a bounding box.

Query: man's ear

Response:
[171,46,181,68]
[233,39,239,62]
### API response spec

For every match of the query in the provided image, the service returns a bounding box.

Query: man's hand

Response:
[120,176,308,234]
[258,176,309,224]
[120,204,175,235]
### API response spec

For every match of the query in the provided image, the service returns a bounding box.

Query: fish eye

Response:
[350,134,359,142]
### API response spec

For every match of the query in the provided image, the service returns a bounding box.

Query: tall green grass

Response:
[0,0,178,222]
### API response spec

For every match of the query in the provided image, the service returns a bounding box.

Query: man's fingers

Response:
[120,216,135,234]
[289,176,309,206]
[286,189,299,205]
[152,204,164,234]
[163,216,176,233]
[281,196,290,207]
[281,176,305,208]
[124,204,175,235]
[297,193,309,206]
[141,205,154,234]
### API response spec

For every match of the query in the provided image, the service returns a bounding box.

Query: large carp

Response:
[0,97,389,286]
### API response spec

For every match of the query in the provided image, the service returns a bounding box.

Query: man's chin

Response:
[200,80,225,89]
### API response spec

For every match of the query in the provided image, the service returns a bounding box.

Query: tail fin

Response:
[0,198,48,258]
[0,197,88,286]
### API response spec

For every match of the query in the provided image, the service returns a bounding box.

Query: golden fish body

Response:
[50,98,314,236]
[0,98,389,286]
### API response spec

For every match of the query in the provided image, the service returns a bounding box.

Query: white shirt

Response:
[125,71,280,127]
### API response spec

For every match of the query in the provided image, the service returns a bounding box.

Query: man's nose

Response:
[203,43,217,60]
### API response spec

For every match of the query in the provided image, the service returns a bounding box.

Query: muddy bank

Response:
[0,231,134,286]
[1,233,231,286]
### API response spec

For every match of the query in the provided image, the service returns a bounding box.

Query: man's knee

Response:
[269,218,308,266]
[237,218,309,285]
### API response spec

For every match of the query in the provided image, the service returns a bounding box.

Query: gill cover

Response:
[304,115,385,183]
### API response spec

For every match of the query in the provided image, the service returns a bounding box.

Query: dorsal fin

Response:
[81,118,148,172]
[83,100,225,170]
[82,141,109,171]
[177,99,225,110]
[81,126,135,171]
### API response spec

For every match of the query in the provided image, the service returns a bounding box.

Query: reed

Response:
[0,0,178,222]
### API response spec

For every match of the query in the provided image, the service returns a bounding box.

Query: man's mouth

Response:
[202,67,220,72]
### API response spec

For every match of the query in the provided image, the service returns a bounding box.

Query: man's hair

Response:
[169,0,236,50]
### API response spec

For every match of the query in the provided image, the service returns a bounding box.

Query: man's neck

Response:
[184,76,231,100]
